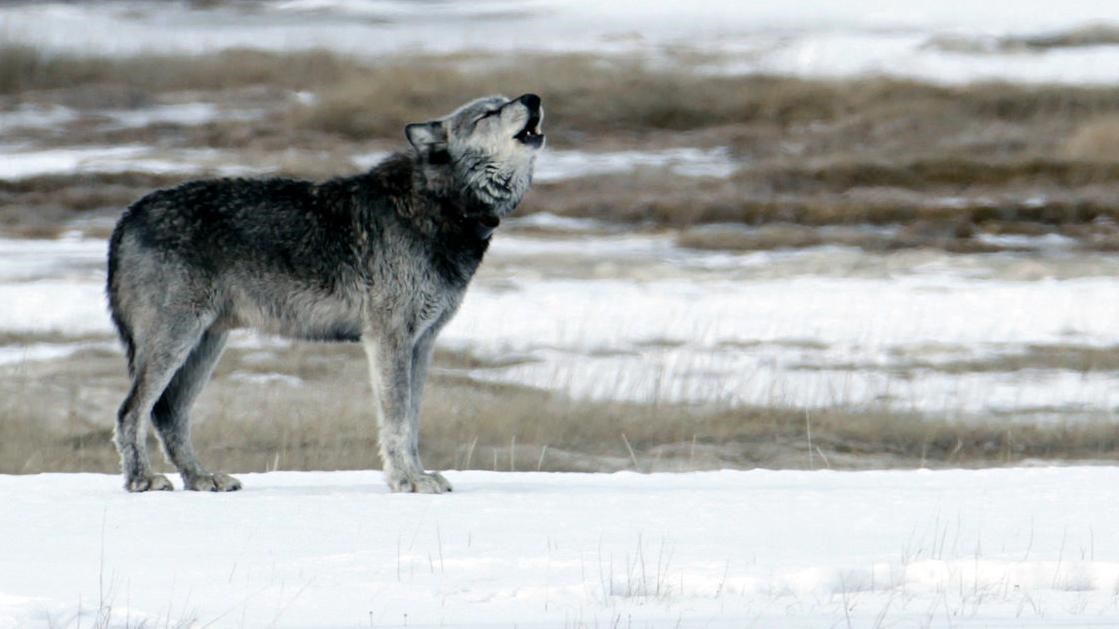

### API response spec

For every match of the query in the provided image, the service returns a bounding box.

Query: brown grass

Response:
[0,171,183,210]
[0,45,355,98]
[795,344,1119,376]
[751,158,1119,191]
[1064,115,1119,161]
[4,45,1119,244]
[527,167,1119,230]
[0,172,187,236]
[290,60,1119,146]
[930,25,1119,55]
[2,341,1119,476]
[1007,24,1119,51]
[677,224,826,251]
[8,44,1119,141]
[674,221,1026,254]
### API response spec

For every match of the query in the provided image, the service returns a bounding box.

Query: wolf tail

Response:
[106,214,136,376]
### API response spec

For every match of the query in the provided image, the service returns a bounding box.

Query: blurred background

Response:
[2,0,1118,475]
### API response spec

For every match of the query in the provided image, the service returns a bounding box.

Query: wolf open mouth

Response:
[514,112,544,147]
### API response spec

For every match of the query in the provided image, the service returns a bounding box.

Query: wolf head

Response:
[406,93,544,217]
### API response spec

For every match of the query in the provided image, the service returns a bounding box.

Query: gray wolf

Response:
[106,94,544,493]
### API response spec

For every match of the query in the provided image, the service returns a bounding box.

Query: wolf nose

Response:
[518,93,541,111]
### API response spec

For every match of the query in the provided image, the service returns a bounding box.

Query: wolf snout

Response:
[518,93,542,112]
[513,93,544,148]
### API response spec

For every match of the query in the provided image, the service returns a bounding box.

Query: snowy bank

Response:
[2,468,1119,627]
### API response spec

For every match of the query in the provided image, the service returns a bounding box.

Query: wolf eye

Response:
[474,109,501,124]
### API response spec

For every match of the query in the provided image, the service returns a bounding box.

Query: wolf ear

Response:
[405,121,447,154]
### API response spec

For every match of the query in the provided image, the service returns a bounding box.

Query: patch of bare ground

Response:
[2,340,1119,475]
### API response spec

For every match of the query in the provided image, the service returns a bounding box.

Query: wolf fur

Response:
[107,94,544,493]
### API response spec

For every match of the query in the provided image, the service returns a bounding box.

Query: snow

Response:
[2,234,1118,417]
[5,1,1119,84]
[354,148,739,182]
[228,371,305,387]
[351,150,392,171]
[98,102,258,129]
[0,103,251,134]
[505,213,610,233]
[0,341,112,367]
[0,145,257,180]
[3,467,1119,627]
[445,272,1119,413]
[534,148,737,182]
[0,235,105,282]
[0,280,110,336]
[0,104,78,130]
[0,145,739,183]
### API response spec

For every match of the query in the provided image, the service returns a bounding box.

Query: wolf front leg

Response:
[408,317,447,441]
[362,330,452,493]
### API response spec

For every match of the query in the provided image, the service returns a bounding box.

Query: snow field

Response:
[3,468,1119,627]
[1,235,1117,417]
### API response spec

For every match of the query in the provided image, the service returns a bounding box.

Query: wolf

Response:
[106,93,544,493]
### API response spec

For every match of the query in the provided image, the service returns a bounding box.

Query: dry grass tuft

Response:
[1064,115,1119,161]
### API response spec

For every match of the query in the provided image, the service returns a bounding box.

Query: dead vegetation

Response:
[8,44,1119,144]
[928,24,1119,54]
[790,344,1119,376]
[1,340,1118,476]
[0,45,354,99]
[3,45,1119,248]
[1064,115,1119,161]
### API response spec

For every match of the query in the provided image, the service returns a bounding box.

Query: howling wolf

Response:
[107,94,544,493]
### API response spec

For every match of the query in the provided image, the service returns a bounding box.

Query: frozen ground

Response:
[0,145,259,180]
[1,231,1117,422]
[4,0,1119,84]
[0,145,735,182]
[3,468,1119,628]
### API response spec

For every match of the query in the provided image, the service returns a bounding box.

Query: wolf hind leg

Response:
[115,312,214,492]
[151,328,240,492]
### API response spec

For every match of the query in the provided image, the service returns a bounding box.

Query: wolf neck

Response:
[453,150,532,216]
[349,153,510,287]
[395,152,525,229]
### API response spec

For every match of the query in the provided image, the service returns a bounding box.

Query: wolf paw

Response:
[126,473,174,492]
[387,470,452,494]
[185,472,242,492]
